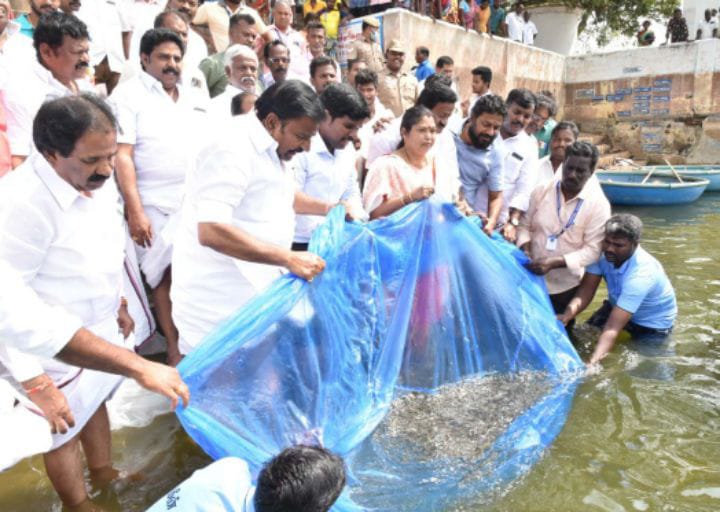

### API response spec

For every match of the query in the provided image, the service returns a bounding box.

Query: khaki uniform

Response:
[347,39,385,74]
[377,69,419,118]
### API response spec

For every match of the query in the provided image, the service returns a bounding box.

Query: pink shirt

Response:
[363,153,436,215]
[516,175,611,294]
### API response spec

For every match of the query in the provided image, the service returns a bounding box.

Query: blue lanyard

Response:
[550,181,584,240]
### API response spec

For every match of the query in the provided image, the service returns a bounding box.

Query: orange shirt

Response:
[476,5,491,33]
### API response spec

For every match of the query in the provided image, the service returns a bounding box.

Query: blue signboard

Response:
[652,109,670,116]
[592,95,605,102]
[606,94,625,102]
[653,96,671,103]
[642,143,663,152]
[634,87,652,93]
[616,88,633,95]
[654,78,672,85]
[653,85,671,92]
[634,95,652,101]
[617,111,632,117]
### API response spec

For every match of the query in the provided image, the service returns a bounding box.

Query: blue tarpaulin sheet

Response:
[176,199,582,510]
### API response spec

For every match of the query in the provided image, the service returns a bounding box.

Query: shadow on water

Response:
[1,197,719,511]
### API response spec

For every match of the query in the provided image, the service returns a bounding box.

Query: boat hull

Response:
[596,171,709,206]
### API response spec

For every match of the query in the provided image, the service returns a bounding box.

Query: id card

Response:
[546,236,558,251]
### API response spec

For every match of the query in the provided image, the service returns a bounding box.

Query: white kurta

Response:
[0,154,128,449]
[171,114,295,354]
[293,133,367,244]
[77,0,130,74]
[111,71,209,287]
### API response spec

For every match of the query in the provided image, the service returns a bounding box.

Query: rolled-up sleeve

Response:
[563,198,611,271]
[508,149,538,212]
[488,144,504,192]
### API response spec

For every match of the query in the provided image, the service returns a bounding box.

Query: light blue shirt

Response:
[146,457,256,512]
[17,14,34,39]
[414,60,435,81]
[586,246,677,330]
[454,130,504,215]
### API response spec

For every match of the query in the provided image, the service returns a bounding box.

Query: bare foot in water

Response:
[63,498,109,512]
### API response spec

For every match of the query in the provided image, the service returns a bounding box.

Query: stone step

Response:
[578,133,606,145]
[598,151,632,168]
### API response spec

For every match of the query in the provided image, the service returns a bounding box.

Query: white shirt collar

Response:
[247,114,279,159]
[32,60,75,94]
[32,153,84,211]
[309,132,332,157]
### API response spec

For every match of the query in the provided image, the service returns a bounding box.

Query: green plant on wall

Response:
[525,0,679,45]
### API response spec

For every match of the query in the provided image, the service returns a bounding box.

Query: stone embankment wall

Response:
[379,10,720,163]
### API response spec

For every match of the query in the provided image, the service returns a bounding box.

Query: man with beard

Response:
[518,141,610,320]
[58,0,80,15]
[16,0,57,38]
[207,43,258,118]
[261,39,290,89]
[171,80,330,355]
[5,11,93,168]
[558,213,677,366]
[455,94,506,236]
[200,12,258,98]
[110,28,208,366]
[292,83,369,250]
[495,88,539,243]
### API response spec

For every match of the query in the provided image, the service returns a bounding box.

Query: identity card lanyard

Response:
[546,182,584,251]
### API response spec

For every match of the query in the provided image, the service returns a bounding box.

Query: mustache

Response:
[240,76,256,84]
[88,173,109,183]
[75,61,89,70]
[162,67,180,76]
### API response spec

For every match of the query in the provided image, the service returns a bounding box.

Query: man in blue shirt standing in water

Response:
[557,213,677,365]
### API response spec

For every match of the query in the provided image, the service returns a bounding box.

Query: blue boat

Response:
[644,165,720,192]
[595,170,709,206]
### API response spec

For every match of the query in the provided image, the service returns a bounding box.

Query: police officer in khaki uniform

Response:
[347,18,384,74]
[376,39,420,118]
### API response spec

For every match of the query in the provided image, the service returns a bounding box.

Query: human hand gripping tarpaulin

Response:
[175,198,583,511]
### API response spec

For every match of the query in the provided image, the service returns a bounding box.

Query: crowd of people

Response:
[0,1,679,511]
[638,7,720,47]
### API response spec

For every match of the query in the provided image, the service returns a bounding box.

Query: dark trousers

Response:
[291,242,309,251]
[587,300,672,340]
[550,286,579,332]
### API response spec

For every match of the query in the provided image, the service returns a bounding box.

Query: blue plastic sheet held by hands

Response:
[176,199,583,510]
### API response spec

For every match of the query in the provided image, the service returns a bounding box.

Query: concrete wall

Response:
[379,9,566,103]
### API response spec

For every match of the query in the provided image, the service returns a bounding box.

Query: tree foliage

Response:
[525,0,679,45]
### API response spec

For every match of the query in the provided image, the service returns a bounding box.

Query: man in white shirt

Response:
[366,78,459,192]
[354,69,394,168]
[4,11,93,168]
[267,0,306,81]
[111,28,208,366]
[459,65,492,122]
[147,446,345,512]
[76,0,130,94]
[0,260,190,471]
[536,120,578,184]
[495,88,539,243]
[0,94,133,510]
[522,10,538,45]
[207,43,258,118]
[293,83,369,250]
[171,80,329,354]
[696,8,718,40]
[152,10,209,93]
[504,2,525,42]
[192,0,271,54]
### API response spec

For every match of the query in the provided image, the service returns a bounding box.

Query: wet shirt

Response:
[147,458,256,512]
[586,247,677,330]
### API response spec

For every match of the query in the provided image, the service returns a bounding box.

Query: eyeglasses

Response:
[268,57,290,64]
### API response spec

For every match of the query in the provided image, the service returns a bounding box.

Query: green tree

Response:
[525,0,679,45]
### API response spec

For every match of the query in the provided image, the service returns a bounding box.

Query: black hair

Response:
[254,445,346,512]
[436,55,454,68]
[33,11,89,61]
[471,65,492,85]
[505,88,536,110]
[354,68,378,88]
[154,9,188,29]
[303,12,321,25]
[564,140,600,171]
[424,72,452,89]
[320,82,370,121]
[347,58,365,72]
[551,120,579,140]
[33,93,117,158]
[605,214,643,243]
[310,55,336,78]
[229,12,256,28]
[230,91,257,116]
[306,20,325,32]
[140,28,185,58]
[264,39,288,60]
[397,105,434,148]
[361,21,375,31]
[255,79,326,123]
[534,93,557,117]
[416,46,429,58]
[471,93,507,118]
[417,82,457,110]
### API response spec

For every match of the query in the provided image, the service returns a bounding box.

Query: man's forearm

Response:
[115,152,144,215]
[56,328,144,380]
[294,191,332,215]
[486,191,503,227]
[198,222,291,267]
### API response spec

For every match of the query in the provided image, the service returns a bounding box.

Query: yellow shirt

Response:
[476,5,491,33]
[303,0,327,17]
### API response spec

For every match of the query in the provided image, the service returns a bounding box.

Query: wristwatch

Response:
[510,218,520,227]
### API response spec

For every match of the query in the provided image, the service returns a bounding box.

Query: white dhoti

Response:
[134,206,180,289]
[123,239,156,349]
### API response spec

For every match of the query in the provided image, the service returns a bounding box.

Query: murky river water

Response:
[1,195,718,512]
